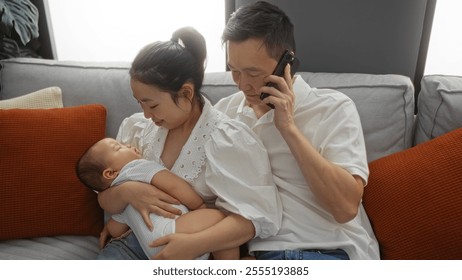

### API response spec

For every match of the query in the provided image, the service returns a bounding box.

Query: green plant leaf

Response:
[0,0,39,46]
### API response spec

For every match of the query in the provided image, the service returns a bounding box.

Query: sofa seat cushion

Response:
[363,127,462,259]
[414,75,462,145]
[0,235,99,260]
[0,104,106,240]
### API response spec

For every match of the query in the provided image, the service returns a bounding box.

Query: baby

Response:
[76,137,238,260]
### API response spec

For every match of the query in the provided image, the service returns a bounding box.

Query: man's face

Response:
[227,38,278,108]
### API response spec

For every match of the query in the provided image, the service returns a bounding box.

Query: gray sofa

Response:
[1,58,461,259]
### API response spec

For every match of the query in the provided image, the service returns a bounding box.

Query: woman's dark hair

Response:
[222,1,296,60]
[130,26,207,106]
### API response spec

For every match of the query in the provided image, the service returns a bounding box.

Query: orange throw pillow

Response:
[363,127,462,259]
[0,105,106,240]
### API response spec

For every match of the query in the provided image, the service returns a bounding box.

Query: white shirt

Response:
[116,99,282,239]
[112,159,166,187]
[215,76,380,259]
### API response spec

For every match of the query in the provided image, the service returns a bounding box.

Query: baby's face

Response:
[95,138,141,171]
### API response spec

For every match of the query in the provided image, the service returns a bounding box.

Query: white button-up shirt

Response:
[215,76,380,259]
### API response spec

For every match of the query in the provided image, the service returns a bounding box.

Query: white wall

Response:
[425,1,462,76]
[47,0,226,72]
[47,0,462,76]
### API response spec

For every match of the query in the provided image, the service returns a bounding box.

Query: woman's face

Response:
[130,79,192,130]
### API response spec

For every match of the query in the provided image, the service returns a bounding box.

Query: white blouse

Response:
[116,99,282,239]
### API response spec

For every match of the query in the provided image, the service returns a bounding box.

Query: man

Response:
[215,0,379,260]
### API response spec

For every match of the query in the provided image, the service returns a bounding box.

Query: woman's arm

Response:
[203,121,282,239]
[150,119,282,259]
[151,170,204,210]
[151,213,254,259]
[98,181,182,230]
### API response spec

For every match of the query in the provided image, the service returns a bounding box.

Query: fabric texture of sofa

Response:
[0,58,461,260]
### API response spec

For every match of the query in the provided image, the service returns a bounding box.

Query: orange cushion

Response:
[0,105,106,240]
[363,127,462,259]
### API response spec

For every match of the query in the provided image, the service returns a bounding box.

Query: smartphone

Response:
[260,50,300,108]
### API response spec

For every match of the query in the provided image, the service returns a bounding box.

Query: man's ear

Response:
[180,82,195,101]
[102,168,119,180]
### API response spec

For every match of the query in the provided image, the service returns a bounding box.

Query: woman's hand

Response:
[98,181,182,230]
[149,214,254,259]
[124,181,183,230]
[150,233,204,260]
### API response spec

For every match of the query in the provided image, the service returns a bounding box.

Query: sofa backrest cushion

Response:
[363,127,462,259]
[0,58,137,138]
[202,72,239,104]
[1,59,415,162]
[414,75,462,145]
[204,71,415,162]
[300,72,415,162]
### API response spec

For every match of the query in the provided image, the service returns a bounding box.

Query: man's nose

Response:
[237,74,252,92]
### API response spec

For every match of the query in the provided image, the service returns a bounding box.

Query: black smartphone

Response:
[260,50,300,108]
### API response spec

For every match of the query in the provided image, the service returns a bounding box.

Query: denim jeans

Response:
[96,231,148,260]
[254,249,350,260]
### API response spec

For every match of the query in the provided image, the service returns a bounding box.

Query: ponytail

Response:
[171,26,207,74]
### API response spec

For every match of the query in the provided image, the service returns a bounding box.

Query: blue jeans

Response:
[254,249,350,260]
[96,231,148,260]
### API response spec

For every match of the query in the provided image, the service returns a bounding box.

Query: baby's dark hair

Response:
[76,143,109,193]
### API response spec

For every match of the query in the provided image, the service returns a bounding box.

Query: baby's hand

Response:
[99,224,111,249]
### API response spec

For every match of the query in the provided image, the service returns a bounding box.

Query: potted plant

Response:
[0,0,40,59]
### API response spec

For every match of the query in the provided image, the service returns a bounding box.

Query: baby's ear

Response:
[103,168,119,180]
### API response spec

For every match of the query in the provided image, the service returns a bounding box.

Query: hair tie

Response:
[171,37,185,48]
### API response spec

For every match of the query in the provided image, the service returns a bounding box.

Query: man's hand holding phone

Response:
[260,50,300,109]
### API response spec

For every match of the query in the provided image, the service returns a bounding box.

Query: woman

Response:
[97,26,281,260]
